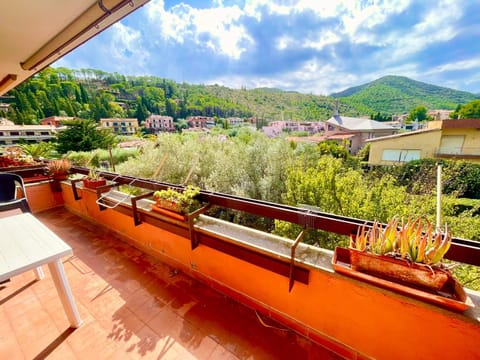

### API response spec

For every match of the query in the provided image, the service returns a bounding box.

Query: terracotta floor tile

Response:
[66,321,120,358]
[0,208,341,360]
[0,309,24,360]
[148,308,217,359]
[121,324,165,359]
[208,344,240,360]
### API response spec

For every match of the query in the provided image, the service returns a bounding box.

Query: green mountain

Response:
[331,75,478,115]
[2,69,477,126]
[1,67,365,125]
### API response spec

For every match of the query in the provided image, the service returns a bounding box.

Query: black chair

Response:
[0,172,31,213]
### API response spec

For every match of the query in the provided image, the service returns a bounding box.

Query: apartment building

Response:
[0,123,58,145]
[144,115,175,133]
[99,118,139,135]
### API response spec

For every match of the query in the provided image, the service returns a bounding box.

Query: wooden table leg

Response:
[48,259,82,328]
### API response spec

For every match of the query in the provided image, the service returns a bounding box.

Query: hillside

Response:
[331,75,478,114]
[1,67,365,125]
[2,69,477,125]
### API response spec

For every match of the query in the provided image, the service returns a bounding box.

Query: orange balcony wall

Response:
[25,180,64,212]
[27,181,480,359]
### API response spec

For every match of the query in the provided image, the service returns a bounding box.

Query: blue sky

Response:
[55,0,480,96]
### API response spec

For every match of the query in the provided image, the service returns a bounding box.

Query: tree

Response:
[406,106,429,123]
[450,99,480,119]
[56,120,116,153]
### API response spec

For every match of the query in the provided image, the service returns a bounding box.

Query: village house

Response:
[40,115,74,127]
[186,116,214,129]
[323,101,397,154]
[144,115,175,133]
[366,118,480,165]
[99,118,139,135]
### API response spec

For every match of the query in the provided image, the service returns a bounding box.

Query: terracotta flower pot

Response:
[53,172,69,181]
[82,178,107,189]
[153,198,183,213]
[151,204,187,221]
[349,248,450,291]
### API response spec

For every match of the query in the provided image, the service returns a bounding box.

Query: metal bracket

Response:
[70,179,83,200]
[289,229,306,292]
[188,204,211,250]
[131,192,154,226]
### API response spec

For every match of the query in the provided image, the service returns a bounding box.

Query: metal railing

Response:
[70,166,480,267]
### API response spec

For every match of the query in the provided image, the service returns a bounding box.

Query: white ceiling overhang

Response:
[0,0,150,95]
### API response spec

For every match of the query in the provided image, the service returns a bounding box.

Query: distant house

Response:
[227,117,244,126]
[427,109,453,121]
[324,102,397,154]
[40,116,74,127]
[99,118,139,135]
[186,116,213,129]
[144,115,175,133]
[262,120,324,138]
[366,119,480,165]
[0,103,10,113]
[0,124,58,145]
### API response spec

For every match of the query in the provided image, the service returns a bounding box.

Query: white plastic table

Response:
[0,213,82,328]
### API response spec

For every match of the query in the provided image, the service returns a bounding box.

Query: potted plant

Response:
[47,158,72,180]
[345,216,453,290]
[333,215,472,310]
[152,185,201,218]
[82,168,107,189]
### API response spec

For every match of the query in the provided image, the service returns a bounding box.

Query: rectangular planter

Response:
[82,178,107,189]
[349,247,450,290]
[333,247,472,312]
[151,204,187,221]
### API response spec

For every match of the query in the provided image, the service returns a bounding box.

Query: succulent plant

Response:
[351,215,452,266]
[47,158,72,175]
[153,185,200,214]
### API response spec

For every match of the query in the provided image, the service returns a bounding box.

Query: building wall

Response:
[0,125,57,145]
[438,127,480,158]
[145,115,175,132]
[100,118,139,135]
[368,131,442,165]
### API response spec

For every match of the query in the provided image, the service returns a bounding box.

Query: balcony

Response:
[2,168,480,359]
[1,207,338,359]
[435,147,480,159]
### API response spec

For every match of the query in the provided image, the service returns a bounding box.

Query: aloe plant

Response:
[351,215,452,266]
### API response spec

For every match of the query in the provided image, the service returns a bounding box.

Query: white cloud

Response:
[56,0,480,96]
[147,0,253,59]
[387,0,462,58]
[302,31,340,50]
[426,59,480,74]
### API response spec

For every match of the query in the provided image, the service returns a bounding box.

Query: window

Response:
[381,149,421,162]
[40,132,49,135]
[439,135,464,154]
[26,131,34,136]
[10,131,19,136]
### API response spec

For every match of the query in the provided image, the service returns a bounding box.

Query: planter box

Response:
[349,248,450,290]
[333,247,472,311]
[151,204,187,221]
[82,178,107,189]
[153,199,183,213]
